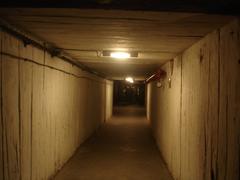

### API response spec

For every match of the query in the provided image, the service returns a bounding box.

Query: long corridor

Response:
[54,106,173,180]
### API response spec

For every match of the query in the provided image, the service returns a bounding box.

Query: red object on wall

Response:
[145,69,166,83]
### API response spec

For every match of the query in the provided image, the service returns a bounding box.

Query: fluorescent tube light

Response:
[110,52,130,59]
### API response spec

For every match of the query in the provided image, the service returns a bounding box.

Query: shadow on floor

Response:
[54,106,173,180]
[113,105,146,117]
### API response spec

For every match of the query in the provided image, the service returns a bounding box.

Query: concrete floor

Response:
[54,106,173,180]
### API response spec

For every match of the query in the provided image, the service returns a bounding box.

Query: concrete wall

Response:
[0,30,113,180]
[147,19,240,180]
[105,81,113,121]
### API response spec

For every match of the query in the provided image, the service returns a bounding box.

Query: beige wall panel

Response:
[19,43,33,180]
[0,29,3,180]
[218,19,240,180]
[100,83,106,124]
[42,54,108,179]
[42,60,57,178]
[2,32,19,56]
[78,78,89,143]
[149,56,181,180]
[146,84,150,121]
[105,81,113,121]
[2,57,20,180]
[147,19,239,180]
[44,67,61,173]
[147,82,157,134]
[31,47,45,180]
[32,46,44,64]
[2,67,20,179]
[204,31,219,180]
[101,83,107,123]
[86,81,95,136]
[181,31,219,180]
[2,32,20,180]
[88,81,96,131]
[167,57,181,180]
[0,30,116,180]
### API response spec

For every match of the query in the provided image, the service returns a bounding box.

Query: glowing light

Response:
[125,77,134,83]
[110,52,130,59]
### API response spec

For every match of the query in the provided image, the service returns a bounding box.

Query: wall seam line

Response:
[216,28,221,180]
[179,55,182,180]
[2,36,10,179]
[18,42,22,180]
[205,46,211,180]
[224,95,229,180]
[0,29,5,180]
[30,53,33,180]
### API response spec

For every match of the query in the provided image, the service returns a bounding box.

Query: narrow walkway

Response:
[54,106,173,180]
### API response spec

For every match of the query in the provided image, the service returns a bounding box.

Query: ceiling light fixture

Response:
[110,52,130,59]
[102,51,138,59]
[125,77,134,83]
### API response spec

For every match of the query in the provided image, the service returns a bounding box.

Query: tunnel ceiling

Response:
[1,1,239,14]
[0,8,233,80]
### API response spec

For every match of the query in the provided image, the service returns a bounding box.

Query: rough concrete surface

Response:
[0,30,113,180]
[54,106,173,180]
[147,19,240,180]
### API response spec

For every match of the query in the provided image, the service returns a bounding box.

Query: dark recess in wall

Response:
[113,80,145,106]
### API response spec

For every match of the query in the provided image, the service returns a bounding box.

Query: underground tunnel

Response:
[0,1,239,180]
